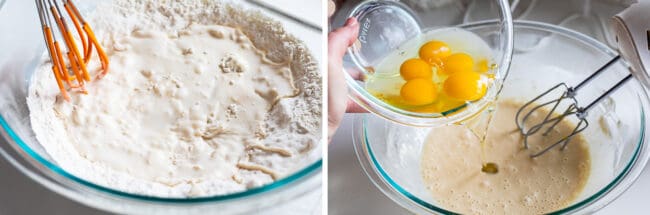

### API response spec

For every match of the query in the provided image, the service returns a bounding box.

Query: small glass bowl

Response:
[353,21,650,214]
[0,0,321,214]
[342,0,514,126]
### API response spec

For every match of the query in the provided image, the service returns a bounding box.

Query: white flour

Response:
[27,0,321,197]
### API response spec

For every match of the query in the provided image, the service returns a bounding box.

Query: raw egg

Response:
[365,27,495,114]
[443,71,487,101]
[419,41,451,65]
[443,53,474,75]
[400,78,438,105]
[400,58,433,80]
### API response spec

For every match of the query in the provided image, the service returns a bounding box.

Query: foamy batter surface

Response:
[27,0,321,197]
[421,101,590,214]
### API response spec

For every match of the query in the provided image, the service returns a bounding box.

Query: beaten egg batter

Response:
[27,0,321,197]
[421,101,590,214]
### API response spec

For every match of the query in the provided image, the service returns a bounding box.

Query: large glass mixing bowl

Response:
[341,0,514,126]
[353,21,650,214]
[0,0,321,214]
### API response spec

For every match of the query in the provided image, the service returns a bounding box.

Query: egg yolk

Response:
[443,71,487,101]
[419,41,451,65]
[400,78,438,105]
[443,53,473,75]
[400,58,433,80]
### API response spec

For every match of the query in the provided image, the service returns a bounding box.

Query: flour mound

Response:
[27,0,321,197]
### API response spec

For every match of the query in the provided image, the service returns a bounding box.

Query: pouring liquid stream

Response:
[464,103,499,174]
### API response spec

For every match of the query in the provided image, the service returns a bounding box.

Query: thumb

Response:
[328,18,359,61]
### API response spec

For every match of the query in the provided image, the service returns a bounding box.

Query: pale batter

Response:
[27,0,321,197]
[421,101,590,214]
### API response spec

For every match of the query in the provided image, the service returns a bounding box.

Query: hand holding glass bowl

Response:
[341,0,513,127]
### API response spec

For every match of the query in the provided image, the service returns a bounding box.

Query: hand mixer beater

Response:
[515,56,629,158]
[36,0,109,101]
[515,2,650,158]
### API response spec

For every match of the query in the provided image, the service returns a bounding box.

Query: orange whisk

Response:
[36,0,109,101]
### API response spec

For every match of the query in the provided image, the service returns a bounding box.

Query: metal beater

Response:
[515,2,650,158]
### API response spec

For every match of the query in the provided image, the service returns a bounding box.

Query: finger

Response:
[328,0,336,17]
[346,100,369,113]
[328,18,359,61]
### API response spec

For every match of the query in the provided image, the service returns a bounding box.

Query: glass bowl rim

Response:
[354,20,648,214]
[0,116,322,202]
[344,0,515,127]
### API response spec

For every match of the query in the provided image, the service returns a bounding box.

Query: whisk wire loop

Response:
[35,0,109,101]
